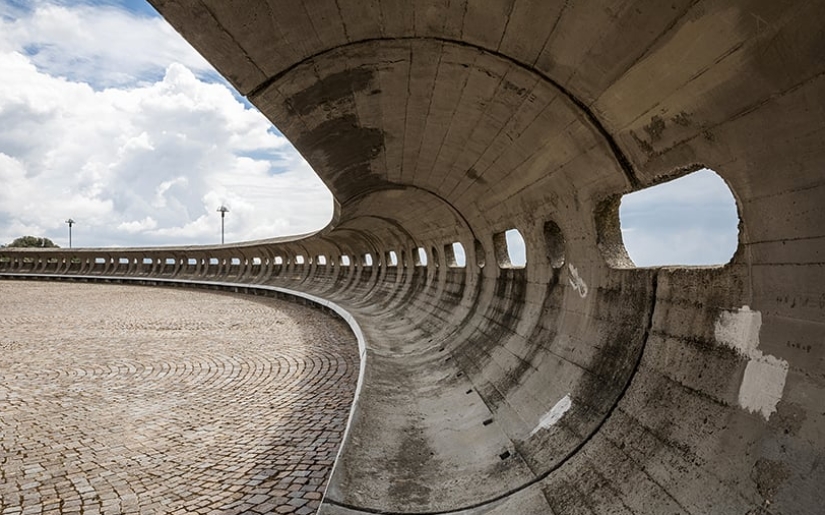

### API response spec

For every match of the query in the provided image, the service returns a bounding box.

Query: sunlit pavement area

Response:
[0,281,358,515]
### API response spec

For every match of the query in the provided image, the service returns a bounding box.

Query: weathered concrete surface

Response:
[2,1,824,514]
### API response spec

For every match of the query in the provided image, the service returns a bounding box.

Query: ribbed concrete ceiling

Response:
[137,2,825,514]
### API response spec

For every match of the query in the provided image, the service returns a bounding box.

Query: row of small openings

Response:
[91,229,526,271]
[100,257,265,266]
[402,168,735,270]
[442,225,556,270]
[410,242,467,268]
[267,237,528,271]
[415,230,527,270]
[70,229,528,271]
[89,171,734,273]
[106,258,179,265]
[421,229,529,270]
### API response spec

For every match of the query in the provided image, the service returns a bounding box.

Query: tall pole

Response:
[217,206,229,244]
[65,219,75,248]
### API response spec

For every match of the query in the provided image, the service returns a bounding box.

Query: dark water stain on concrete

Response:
[387,422,436,507]
[286,67,387,201]
[296,114,387,201]
[465,167,488,185]
[672,110,692,127]
[769,401,807,437]
[643,115,666,141]
[630,129,655,156]
[287,68,374,116]
[752,457,790,501]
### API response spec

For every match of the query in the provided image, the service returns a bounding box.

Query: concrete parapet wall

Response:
[3,1,824,513]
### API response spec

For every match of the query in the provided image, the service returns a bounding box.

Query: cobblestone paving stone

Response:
[0,281,359,515]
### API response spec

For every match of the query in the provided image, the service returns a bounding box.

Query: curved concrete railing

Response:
[3,1,824,513]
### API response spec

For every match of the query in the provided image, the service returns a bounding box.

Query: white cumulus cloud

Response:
[0,0,213,87]
[0,0,333,249]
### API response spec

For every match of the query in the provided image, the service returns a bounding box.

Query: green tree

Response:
[7,236,60,248]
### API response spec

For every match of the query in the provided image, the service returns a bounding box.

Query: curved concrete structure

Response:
[2,2,823,513]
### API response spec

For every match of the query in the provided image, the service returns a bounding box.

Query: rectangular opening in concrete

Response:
[618,168,738,267]
[493,229,526,268]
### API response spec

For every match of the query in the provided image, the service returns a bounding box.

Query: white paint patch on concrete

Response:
[567,264,588,298]
[740,354,789,420]
[714,305,762,356]
[530,394,572,436]
[714,306,789,421]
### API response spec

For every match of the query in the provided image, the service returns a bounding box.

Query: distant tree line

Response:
[4,236,60,248]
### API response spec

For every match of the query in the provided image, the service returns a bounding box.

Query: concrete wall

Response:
[3,1,823,513]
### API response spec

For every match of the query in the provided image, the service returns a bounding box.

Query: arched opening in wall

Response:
[443,243,466,268]
[230,258,240,265]
[493,229,526,268]
[165,258,175,265]
[363,253,373,266]
[340,255,351,266]
[295,255,305,265]
[431,247,439,268]
[387,251,398,266]
[444,243,457,267]
[474,240,485,268]
[544,221,565,268]
[95,257,105,264]
[274,256,284,265]
[187,258,197,265]
[400,250,407,268]
[316,255,327,265]
[415,247,428,266]
[448,242,466,268]
[252,257,262,265]
[619,168,739,267]
[119,258,129,265]
[143,258,153,265]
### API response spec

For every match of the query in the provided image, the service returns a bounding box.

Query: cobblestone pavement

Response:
[0,281,359,515]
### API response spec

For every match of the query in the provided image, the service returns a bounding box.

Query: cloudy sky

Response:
[0,0,738,266]
[619,169,739,267]
[0,0,333,249]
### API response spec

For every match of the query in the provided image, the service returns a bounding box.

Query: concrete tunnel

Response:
[5,1,825,513]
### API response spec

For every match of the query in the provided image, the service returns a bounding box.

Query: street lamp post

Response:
[217,206,229,244]
[65,218,75,248]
